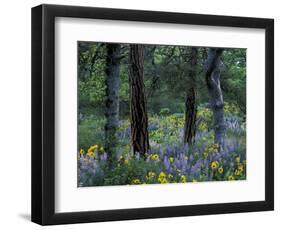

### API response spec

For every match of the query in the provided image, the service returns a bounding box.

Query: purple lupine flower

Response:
[165,145,172,156]
[174,158,181,169]
[159,148,164,159]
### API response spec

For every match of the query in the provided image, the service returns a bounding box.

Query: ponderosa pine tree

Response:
[104,44,121,161]
[183,47,198,145]
[204,48,225,150]
[128,44,150,155]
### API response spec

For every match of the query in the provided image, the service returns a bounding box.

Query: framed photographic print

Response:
[31,4,274,225]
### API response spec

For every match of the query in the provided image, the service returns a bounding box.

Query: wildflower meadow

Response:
[78,42,246,187]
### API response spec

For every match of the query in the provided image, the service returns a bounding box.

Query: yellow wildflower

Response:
[211,161,219,169]
[180,175,187,183]
[169,157,174,163]
[151,154,160,161]
[157,172,168,183]
[235,156,240,163]
[87,151,95,157]
[213,143,219,150]
[148,172,155,178]
[131,178,141,184]
[155,154,160,159]
[168,174,173,179]
[158,178,168,184]
[88,145,98,153]
[79,149,84,155]
[158,171,166,180]
[234,166,243,176]
[238,164,243,171]
[228,175,235,181]
[203,151,208,158]
[218,167,224,174]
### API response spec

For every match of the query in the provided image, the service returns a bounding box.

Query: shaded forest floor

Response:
[78,103,246,186]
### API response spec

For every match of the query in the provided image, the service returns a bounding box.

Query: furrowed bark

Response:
[183,47,198,145]
[104,44,121,161]
[205,48,225,150]
[129,44,150,155]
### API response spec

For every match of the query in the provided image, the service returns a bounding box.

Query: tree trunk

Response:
[204,48,225,150]
[129,44,150,155]
[183,47,198,145]
[104,44,121,160]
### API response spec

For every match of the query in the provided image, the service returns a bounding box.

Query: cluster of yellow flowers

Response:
[148,171,156,178]
[158,171,168,184]
[79,144,104,157]
[132,170,182,185]
[87,144,98,156]
[204,143,219,158]
[224,102,240,115]
[167,115,185,128]
[157,171,186,184]
[166,115,177,124]
[234,163,244,176]
[227,160,245,181]
[211,161,224,174]
[145,171,156,181]
[210,155,244,181]
[197,107,212,131]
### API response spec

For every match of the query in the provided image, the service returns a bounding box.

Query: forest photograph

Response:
[78,42,246,187]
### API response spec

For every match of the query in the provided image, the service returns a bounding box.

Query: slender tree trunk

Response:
[183,47,198,145]
[104,44,121,161]
[204,48,225,150]
[129,44,150,155]
[147,46,160,98]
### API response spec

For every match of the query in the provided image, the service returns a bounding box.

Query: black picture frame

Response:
[31,4,274,225]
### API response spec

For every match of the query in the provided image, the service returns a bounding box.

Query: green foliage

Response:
[159,108,171,116]
[78,41,247,186]
[78,118,105,149]
[221,49,246,115]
